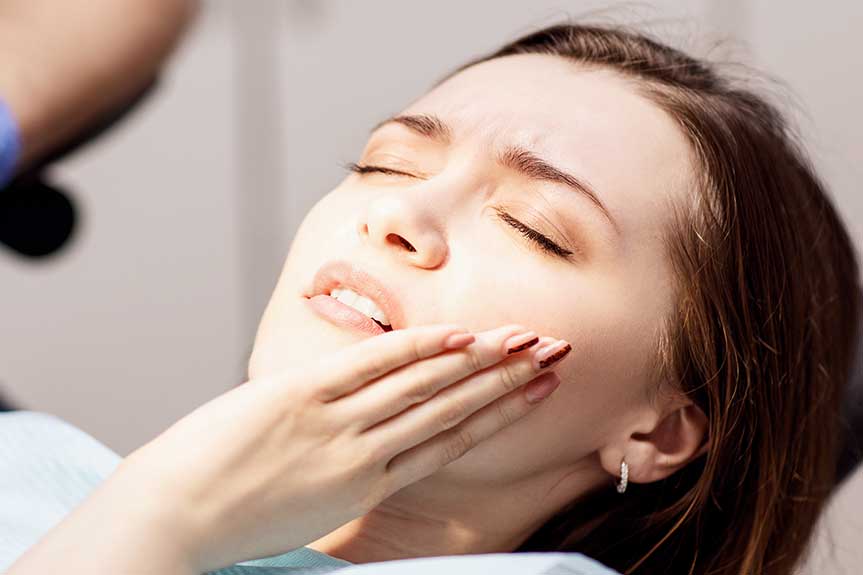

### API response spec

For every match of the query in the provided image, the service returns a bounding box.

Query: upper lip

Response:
[305,259,405,330]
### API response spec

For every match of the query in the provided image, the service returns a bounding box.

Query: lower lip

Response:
[305,294,386,336]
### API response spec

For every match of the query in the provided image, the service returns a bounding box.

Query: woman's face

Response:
[249,54,695,487]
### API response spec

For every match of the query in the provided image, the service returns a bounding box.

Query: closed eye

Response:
[494,207,575,260]
[346,162,416,178]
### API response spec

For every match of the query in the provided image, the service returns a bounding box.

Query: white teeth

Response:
[329,287,391,326]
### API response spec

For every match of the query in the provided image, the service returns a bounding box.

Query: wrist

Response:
[108,456,210,572]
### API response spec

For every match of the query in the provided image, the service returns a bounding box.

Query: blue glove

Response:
[0,98,21,189]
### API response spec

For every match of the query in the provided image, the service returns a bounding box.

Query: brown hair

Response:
[450,23,862,575]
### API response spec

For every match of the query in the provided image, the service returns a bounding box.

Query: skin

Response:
[0,0,197,172]
[250,53,708,563]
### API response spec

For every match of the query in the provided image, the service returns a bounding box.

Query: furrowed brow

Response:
[371,113,452,145]
[368,115,618,233]
[498,146,618,233]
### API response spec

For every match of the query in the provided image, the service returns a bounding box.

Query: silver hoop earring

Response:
[616,459,629,494]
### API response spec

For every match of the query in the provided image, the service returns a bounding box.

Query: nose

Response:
[357,192,449,269]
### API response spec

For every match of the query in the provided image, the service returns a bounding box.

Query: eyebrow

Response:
[371,114,618,232]
[372,114,453,145]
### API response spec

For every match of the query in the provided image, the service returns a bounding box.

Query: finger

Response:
[311,323,474,402]
[333,324,541,431]
[365,335,569,461]
[385,370,563,486]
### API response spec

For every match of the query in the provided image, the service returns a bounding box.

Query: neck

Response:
[307,457,604,564]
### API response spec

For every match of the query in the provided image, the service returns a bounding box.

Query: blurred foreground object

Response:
[0,78,159,259]
[0,0,197,257]
[0,0,198,174]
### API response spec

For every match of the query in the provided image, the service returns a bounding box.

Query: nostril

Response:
[387,233,416,253]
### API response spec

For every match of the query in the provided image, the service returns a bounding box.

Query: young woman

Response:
[4,22,860,575]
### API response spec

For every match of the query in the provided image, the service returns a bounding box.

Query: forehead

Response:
[402,54,695,236]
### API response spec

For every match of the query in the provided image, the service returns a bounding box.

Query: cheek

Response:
[248,187,360,379]
[442,292,659,481]
[289,187,359,263]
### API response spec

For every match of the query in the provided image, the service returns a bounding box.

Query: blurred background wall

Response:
[0,1,860,571]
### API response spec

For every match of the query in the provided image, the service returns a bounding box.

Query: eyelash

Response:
[346,162,575,260]
[492,207,574,259]
[346,162,414,178]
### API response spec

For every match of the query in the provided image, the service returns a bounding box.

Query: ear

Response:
[599,396,708,486]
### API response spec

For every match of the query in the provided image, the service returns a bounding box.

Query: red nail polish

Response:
[534,342,572,369]
[504,332,539,355]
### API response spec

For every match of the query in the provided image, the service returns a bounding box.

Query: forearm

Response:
[0,0,198,172]
[7,459,201,575]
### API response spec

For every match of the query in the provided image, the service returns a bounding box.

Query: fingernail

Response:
[534,340,572,370]
[503,331,539,355]
[525,372,561,403]
[444,332,475,349]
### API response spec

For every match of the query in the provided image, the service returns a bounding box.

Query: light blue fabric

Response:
[0,97,21,188]
[0,411,619,575]
[0,411,350,574]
